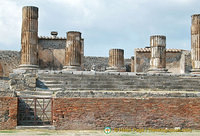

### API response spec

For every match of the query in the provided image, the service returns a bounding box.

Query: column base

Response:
[18,64,39,70]
[106,67,126,72]
[148,68,168,74]
[190,69,200,74]
[63,66,82,71]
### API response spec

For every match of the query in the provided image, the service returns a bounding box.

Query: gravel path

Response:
[0,130,200,136]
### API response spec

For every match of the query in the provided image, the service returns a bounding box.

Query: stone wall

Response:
[0,49,193,76]
[0,78,10,91]
[9,69,37,91]
[0,97,18,129]
[134,48,189,73]
[38,37,66,49]
[52,97,200,130]
[38,38,66,70]
[83,57,131,71]
[38,71,200,92]
[0,51,20,77]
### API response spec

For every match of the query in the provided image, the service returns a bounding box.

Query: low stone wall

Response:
[9,69,37,91]
[83,57,131,71]
[38,71,200,92]
[55,90,200,98]
[0,78,10,91]
[0,51,20,77]
[134,49,189,73]
[52,98,200,130]
[0,97,18,129]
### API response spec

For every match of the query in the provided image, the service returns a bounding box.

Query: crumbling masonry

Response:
[1,6,200,130]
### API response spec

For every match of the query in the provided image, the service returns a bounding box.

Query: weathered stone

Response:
[0,97,18,130]
[63,31,82,71]
[148,35,168,73]
[191,14,200,74]
[106,49,126,72]
[20,6,39,69]
[0,63,3,77]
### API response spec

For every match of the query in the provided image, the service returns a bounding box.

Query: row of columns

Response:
[19,6,200,73]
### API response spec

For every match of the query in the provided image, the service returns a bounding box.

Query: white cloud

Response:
[0,0,199,57]
[0,0,21,49]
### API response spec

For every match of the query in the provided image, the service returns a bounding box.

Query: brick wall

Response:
[53,98,200,130]
[0,97,18,129]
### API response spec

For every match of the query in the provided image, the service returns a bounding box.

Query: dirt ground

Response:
[0,130,200,136]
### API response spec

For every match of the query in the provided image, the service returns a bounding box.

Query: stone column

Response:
[106,49,126,72]
[191,14,200,74]
[20,6,39,69]
[148,35,168,73]
[63,31,82,71]
[131,56,134,72]
[0,64,3,77]
[81,38,84,70]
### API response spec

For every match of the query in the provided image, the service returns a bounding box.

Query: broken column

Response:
[63,31,82,71]
[131,56,134,72]
[20,6,39,69]
[106,49,126,72]
[191,14,200,74]
[148,35,168,73]
[81,38,84,70]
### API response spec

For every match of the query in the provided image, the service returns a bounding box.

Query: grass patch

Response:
[37,132,51,135]
[0,130,17,133]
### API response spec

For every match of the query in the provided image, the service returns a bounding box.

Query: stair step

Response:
[16,126,55,130]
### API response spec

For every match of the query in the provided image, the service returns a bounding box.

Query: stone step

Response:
[40,80,63,84]
[18,95,52,98]
[16,126,55,130]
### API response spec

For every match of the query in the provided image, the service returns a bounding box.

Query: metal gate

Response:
[18,97,52,126]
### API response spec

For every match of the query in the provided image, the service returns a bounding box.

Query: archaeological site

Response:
[1,6,200,130]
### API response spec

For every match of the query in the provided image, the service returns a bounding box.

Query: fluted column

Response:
[131,56,134,72]
[20,6,39,69]
[148,35,168,73]
[63,31,82,71]
[106,49,126,72]
[81,38,84,70]
[0,64,3,77]
[191,14,200,74]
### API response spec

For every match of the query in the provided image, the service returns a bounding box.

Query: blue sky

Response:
[0,0,199,58]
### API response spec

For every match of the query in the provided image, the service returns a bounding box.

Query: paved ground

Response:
[0,130,200,136]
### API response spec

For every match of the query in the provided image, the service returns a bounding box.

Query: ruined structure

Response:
[20,6,39,69]
[0,64,2,77]
[1,6,200,130]
[191,14,200,74]
[148,35,168,73]
[63,31,82,71]
[106,49,126,72]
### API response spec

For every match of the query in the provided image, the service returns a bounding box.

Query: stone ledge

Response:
[0,91,16,97]
[37,70,200,77]
[55,90,200,98]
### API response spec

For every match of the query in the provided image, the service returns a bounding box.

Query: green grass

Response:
[0,130,17,133]
[37,132,51,135]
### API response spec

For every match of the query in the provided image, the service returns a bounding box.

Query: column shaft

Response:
[64,31,82,71]
[20,6,38,69]
[191,14,200,73]
[148,35,168,73]
[106,49,125,72]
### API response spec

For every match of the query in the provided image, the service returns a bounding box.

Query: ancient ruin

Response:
[191,14,200,74]
[63,31,83,71]
[106,49,126,72]
[1,6,200,130]
[20,6,39,69]
[0,64,2,77]
[148,35,168,73]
